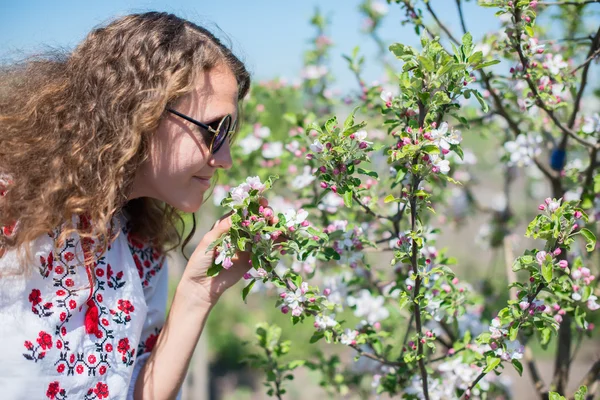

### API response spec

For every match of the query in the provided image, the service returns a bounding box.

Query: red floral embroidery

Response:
[23,330,53,362]
[46,381,67,399]
[28,288,54,317]
[124,224,165,288]
[110,299,135,325]
[84,382,109,400]
[103,264,126,289]
[117,337,135,366]
[138,327,161,356]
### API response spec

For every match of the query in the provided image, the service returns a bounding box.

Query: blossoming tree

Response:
[208,1,600,399]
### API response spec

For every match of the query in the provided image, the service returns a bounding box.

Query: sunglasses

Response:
[167,108,235,155]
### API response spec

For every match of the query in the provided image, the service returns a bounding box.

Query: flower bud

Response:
[320,182,328,189]
[558,260,568,269]
[281,306,290,314]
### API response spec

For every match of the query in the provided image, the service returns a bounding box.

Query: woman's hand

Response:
[180,198,276,307]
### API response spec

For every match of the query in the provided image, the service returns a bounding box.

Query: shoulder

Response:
[119,217,167,289]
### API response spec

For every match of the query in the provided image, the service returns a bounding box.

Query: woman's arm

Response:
[133,279,213,400]
[133,213,256,400]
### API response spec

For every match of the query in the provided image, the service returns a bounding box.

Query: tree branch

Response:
[424,2,460,45]
[576,358,600,399]
[568,27,600,128]
[539,0,600,5]
[455,0,468,35]
[511,8,598,149]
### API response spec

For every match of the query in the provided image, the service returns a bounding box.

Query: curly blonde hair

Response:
[0,12,250,269]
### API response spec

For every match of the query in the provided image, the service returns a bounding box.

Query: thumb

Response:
[199,212,234,247]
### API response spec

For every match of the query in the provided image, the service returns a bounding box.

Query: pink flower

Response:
[558,260,568,269]
[222,257,233,269]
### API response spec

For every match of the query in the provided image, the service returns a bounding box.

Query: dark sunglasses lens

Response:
[212,115,231,154]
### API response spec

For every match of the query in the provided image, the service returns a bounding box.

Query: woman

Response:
[0,12,260,399]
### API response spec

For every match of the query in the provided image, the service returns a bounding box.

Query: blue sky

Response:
[0,0,500,92]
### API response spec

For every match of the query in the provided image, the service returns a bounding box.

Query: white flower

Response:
[309,139,324,153]
[528,38,545,53]
[230,184,250,207]
[475,42,492,57]
[314,314,338,331]
[284,288,305,309]
[245,176,266,192]
[380,90,393,103]
[430,122,462,150]
[346,289,390,325]
[292,255,317,274]
[283,208,309,227]
[238,135,262,154]
[262,141,283,159]
[318,192,344,213]
[215,250,227,265]
[291,166,316,190]
[301,65,328,80]
[255,125,271,138]
[545,53,568,75]
[430,154,450,174]
[489,318,507,339]
[503,133,542,167]
[285,140,300,153]
[371,1,389,16]
[582,113,600,134]
[587,295,600,311]
[340,329,358,345]
[212,185,228,206]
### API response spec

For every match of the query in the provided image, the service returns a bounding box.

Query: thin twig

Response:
[571,47,600,73]
[576,358,600,399]
[460,371,487,399]
[568,27,600,128]
[424,2,460,45]
[455,0,468,35]
[539,0,600,5]
[352,193,393,222]
[511,7,598,149]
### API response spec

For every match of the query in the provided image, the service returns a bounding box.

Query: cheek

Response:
[151,131,208,180]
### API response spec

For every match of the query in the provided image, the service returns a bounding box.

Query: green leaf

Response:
[384,194,396,203]
[574,386,588,400]
[343,190,353,207]
[357,168,378,178]
[483,356,501,373]
[242,279,256,302]
[473,59,500,70]
[418,56,434,72]
[287,360,305,370]
[549,393,566,400]
[473,90,489,113]
[512,359,523,376]
[422,144,441,154]
[207,264,222,277]
[542,260,553,283]
[579,228,596,252]
[344,107,359,131]
[525,25,535,38]
[309,331,324,344]
[325,117,337,133]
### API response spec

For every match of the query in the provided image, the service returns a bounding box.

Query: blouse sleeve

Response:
[126,251,181,400]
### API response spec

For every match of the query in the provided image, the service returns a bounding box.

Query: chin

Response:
[173,193,206,213]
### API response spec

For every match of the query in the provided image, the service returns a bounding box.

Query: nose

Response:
[208,140,233,170]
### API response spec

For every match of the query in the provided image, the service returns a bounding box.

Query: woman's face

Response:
[130,63,238,212]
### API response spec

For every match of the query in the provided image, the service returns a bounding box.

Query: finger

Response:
[200,211,234,246]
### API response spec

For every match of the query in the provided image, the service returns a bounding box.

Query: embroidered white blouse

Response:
[0,212,169,400]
